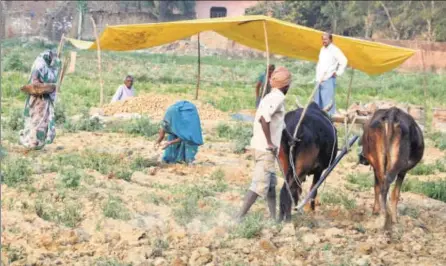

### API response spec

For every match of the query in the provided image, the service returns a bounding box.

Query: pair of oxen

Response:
[278,102,423,231]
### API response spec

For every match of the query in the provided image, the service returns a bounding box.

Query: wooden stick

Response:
[57,33,65,58]
[346,68,355,108]
[195,33,201,100]
[56,56,70,94]
[261,20,270,99]
[331,114,368,125]
[90,16,104,106]
[420,48,428,128]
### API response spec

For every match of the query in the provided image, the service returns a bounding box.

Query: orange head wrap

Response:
[270,66,291,89]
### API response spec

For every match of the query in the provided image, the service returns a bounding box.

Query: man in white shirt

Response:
[314,32,348,116]
[111,75,136,103]
[236,66,292,222]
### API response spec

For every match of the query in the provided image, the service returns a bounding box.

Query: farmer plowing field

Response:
[236,66,292,222]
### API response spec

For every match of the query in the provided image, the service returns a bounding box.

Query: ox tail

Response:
[383,108,400,184]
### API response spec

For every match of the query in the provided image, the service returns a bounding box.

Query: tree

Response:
[142,0,195,21]
[246,0,446,41]
[76,0,88,39]
[120,1,195,21]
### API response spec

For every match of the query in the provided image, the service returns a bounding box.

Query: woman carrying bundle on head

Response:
[154,101,204,165]
[19,49,61,150]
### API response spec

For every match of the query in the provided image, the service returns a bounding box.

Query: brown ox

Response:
[361,107,424,230]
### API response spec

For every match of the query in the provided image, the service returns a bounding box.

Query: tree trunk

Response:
[379,1,400,40]
[158,1,169,22]
[364,3,373,39]
[0,1,6,39]
[430,0,435,41]
[77,9,83,39]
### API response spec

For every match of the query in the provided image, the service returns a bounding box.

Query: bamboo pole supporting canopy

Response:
[261,21,270,99]
[90,16,104,106]
[195,34,201,100]
[346,69,355,108]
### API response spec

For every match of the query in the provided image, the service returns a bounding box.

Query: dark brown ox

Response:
[361,107,424,230]
[278,102,338,222]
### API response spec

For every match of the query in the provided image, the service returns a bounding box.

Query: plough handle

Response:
[295,135,359,211]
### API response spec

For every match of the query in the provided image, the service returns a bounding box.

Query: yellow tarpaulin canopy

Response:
[66,15,415,75]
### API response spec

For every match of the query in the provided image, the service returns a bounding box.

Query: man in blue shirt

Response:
[255,64,275,108]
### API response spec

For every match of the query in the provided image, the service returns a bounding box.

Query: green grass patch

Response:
[210,168,228,193]
[106,116,160,139]
[35,199,83,227]
[103,196,131,220]
[1,157,33,187]
[231,212,268,239]
[138,192,168,206]
[58,168,83,189]
[171,183,221,225]
[402,179,446,202]
[51,150,134,181]
[216,122,252,153]
[399,205,420,219]
[320,190,357,210]
[172,196,201,226]
[346,173,373,191]
[411,162,436,175]
[429,132,446,151]
[130,156,158,171]
[410,159,446,176]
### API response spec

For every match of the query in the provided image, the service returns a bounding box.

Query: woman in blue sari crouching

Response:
[154,101,204,164]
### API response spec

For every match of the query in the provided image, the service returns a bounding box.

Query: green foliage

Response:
[3,54,30,72]
[210,168,228,193]
[232,212,266,239]
[411,162,436,175]
[120,1,195,21]
[51,150,135,181]
[429,132,446,151]
[115,169,132,182]
[346,173,374,191]
[58,168,82,189]
[121,117,159,138]
[410,159,446,176]
[320,190,357,210]
[171,184,219,225]
[103,196,131,220]
[63,110,104,132]
[402,179,446,202]
[6,108,24,131]
[35,199,83,227]
[216,123,253,154]
[172,196,200,225]
[1,157,32,187]
[54,102,67,125]
[130,156,157,171]
[246,1,446,41]
[139,192,167,206]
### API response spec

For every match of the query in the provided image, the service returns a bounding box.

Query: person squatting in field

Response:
[236,66,292,221]
[111,75,136,103]
[154,100,204,165]
[19,49,61,150]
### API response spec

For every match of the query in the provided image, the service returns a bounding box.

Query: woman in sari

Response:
[154,101,204,164]
[19,50,61,150]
